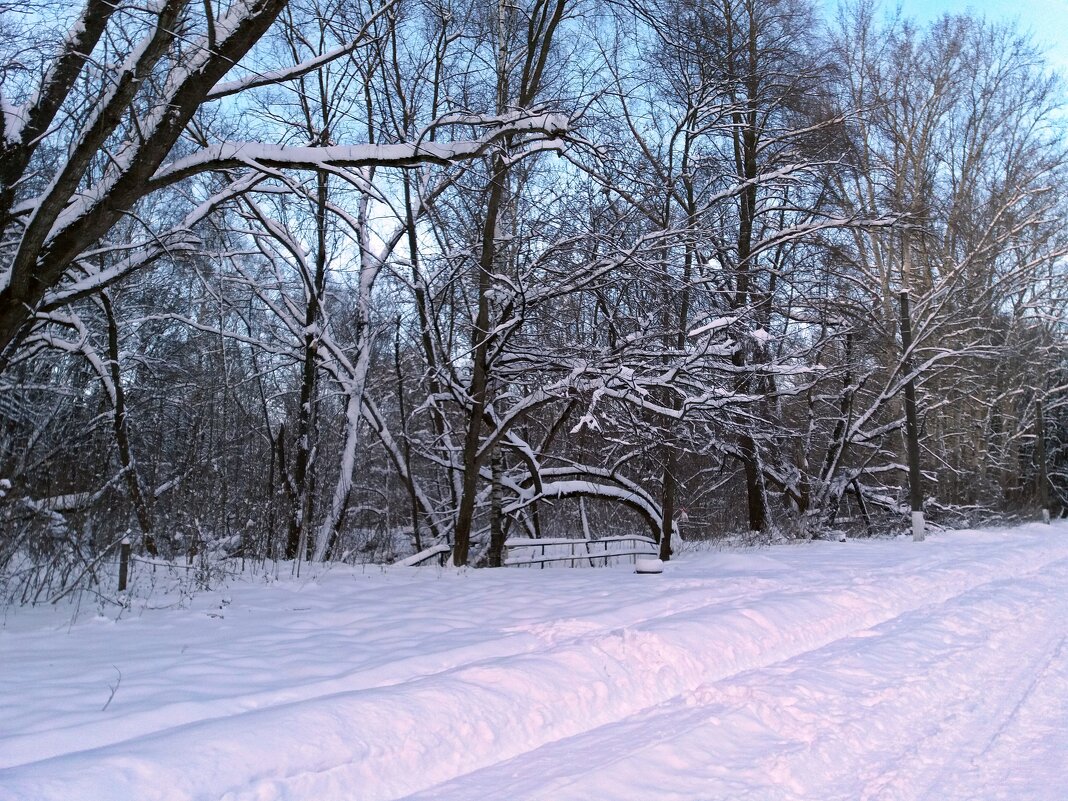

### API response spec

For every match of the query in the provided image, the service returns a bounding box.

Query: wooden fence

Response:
[503,535,658,568]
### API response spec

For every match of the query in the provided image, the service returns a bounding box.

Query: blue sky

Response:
[893,0,1068,72]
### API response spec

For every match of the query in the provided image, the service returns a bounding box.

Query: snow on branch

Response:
[205,0,397,100]
[146,112,571,191]
[40,173,265,311]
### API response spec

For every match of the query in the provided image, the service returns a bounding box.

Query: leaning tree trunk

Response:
[102,292,157,556]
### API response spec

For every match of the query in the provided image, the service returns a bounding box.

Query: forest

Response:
[1,0,1066,597]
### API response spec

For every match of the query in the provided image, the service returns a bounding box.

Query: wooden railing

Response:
[398,537,658,568]
[503,535,658,568]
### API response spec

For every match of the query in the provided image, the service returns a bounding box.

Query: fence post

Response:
[118,537,131,592]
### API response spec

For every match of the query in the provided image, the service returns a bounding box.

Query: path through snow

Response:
[1,523,1066,800]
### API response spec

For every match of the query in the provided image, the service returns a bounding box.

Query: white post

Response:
[912,511,926,542]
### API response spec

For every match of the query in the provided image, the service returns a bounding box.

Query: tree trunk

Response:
[451,152,505,566]
[1036,399,1050,523]
[898,291,925,541]
[659,448,676,561]
[102,293,157,556]
[487,445,505,567]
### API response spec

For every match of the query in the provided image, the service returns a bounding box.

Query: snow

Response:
[2,523,1067,800]
[688,315,736,338]
[570,412,601,432]
[750,326,771,344]
[0,95,24,148]
[150,113,570,186]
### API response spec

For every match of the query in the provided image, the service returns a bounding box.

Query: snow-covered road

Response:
[2,523,1066,800]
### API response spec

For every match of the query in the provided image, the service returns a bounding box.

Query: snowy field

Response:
[2,524,1067,801]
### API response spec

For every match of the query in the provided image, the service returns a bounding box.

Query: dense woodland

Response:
[1,0,1066,595]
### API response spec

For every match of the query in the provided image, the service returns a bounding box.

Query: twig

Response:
[101,665,122,712]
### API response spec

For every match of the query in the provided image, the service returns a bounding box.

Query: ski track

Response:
[1,525,1066,800]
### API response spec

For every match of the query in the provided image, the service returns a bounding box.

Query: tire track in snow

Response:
[398,555,1068,801]
[847,564,1068,801]
[915,632,1068,801]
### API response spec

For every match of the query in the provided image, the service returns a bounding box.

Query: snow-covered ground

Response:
[2,523,1067,801]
